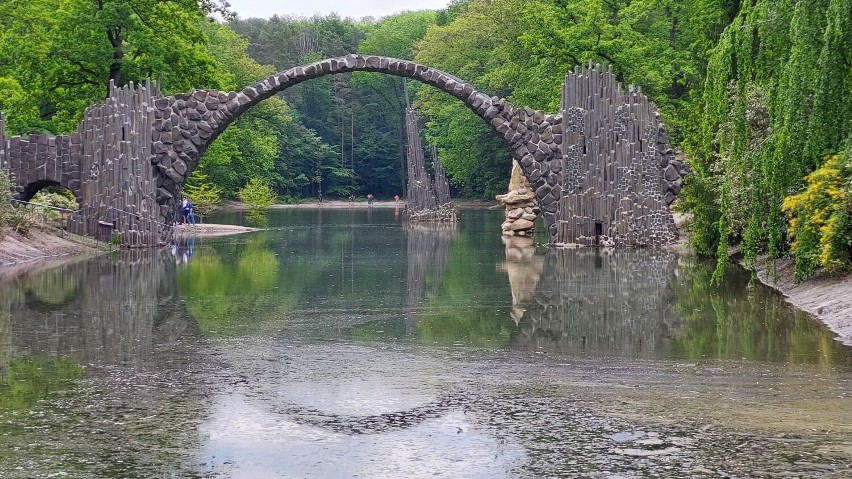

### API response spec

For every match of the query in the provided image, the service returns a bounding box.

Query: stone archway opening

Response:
[22,180,75,203]
[21,180,80,225]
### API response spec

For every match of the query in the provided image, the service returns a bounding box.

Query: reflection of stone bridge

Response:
[1,56,684,247]
[0,251,197,371]
[507,248,681,357]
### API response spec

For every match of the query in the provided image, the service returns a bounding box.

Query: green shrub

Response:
[30,190,78,221]
[0,170,13,230]
[183,170,223,223]
[238,178,276,212]
[9,206,35,235]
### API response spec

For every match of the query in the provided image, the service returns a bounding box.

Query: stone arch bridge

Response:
[0,54,685,246]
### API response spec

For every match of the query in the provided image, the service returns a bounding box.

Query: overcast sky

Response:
[227,0,451,20]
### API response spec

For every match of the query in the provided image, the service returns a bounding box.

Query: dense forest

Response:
[1,0,851,278]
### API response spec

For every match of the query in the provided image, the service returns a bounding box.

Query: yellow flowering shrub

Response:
[782,154,852,280]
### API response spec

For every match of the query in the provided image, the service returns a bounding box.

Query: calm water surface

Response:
[1,208,850,478]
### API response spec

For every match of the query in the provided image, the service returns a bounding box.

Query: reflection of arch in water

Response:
[21,269,81,312]
[404,223,458,334]
[5,250,197,366]
[510,249,680,357]
[271,393,469,435]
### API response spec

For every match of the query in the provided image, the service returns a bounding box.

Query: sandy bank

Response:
[172,223,259,237]
[750,255,852,346]
[0,227,102,280]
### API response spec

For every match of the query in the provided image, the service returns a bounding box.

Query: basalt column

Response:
[68,80,160,246]
[557,64,685,247]
[404,108,458,222]
[1,81,160,246]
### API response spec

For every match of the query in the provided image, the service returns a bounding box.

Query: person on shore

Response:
[394,194,400,203]
[180,197,195,225]
[367,194,374,205]
[348,194,354,203]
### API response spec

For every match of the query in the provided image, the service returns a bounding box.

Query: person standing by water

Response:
[367,194,374,205]
[180,197,195,225]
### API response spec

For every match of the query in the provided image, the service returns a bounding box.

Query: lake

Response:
[1,207,850,478]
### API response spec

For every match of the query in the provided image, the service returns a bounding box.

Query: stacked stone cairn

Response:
[496,160,540,236]
[404,108,458,223]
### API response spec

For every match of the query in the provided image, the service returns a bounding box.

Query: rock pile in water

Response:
[496,160,539,236]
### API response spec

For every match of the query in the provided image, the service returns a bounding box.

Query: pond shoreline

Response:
[1,209,851,346]
[747,254,852,346]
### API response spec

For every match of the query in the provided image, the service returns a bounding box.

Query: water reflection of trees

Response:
[670,259,852,365]
[177,234,290,337]
[501,246,852,364]
[404,223,457,334]
[510,249,681,357]
[0,252,219,477]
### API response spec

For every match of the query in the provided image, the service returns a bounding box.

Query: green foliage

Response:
[0,77,41,133]
[683,0,852,276]
[0,358,84,411]
[183,171,223,222]
[30,190,78,217]
[238,178,277,214]
[0,0,231,134]
[0,170,12,232]
[782,154,852,280]
[8,207,35,235]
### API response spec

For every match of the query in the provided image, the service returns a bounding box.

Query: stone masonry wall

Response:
[558,64,686,246]
[3,55,685,247]
[150,55,566,240]
[1,80,161,246]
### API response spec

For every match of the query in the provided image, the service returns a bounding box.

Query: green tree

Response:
[183,170,223,223]
[239,178,276,210]
[682,0,852,278]
[0,0,231,133]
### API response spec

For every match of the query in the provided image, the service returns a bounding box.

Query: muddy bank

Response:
[0,227,102,278]
[749,255,852,346]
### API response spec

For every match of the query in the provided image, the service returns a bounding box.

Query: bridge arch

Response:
[22,179,68,202]
[151,54,564,238]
